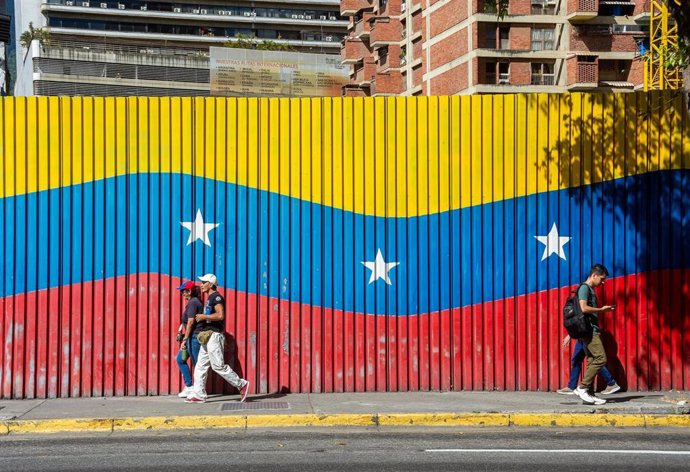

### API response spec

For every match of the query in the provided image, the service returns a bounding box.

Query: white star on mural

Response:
[534,222,571,261]
[361,248,400,285]
[180,209,220,247]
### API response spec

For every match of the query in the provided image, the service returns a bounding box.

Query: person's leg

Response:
[176,348,193,387]
[189,344,211,399]
[579,334,607,391]
[567,340,586,389]
[207,332,245,388]
[189,336,201,366]
[599,365,616,386]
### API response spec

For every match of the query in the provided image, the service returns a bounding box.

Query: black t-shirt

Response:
[182,297,203,326]
[196,291,225,334]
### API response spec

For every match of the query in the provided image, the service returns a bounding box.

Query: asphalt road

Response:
[2,428,690,471]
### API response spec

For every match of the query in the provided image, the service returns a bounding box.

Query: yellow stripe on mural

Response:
[1,93,689,218]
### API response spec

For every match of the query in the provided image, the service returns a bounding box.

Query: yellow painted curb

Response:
[246,413,375,428]
[0,422,9,435]
[114,415,246,431]
[510,413,646,428]
[7,418,113,434]
[379,413,510,427]
[645,415,690,427]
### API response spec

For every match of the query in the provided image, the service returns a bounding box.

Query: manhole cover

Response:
[221,401,290,411]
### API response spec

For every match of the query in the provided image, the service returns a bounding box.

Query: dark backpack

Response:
[563,283,592,339]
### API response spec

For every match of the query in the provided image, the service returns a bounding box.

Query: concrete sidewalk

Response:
[1,391,689,434]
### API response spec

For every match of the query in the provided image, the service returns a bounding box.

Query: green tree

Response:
[223,34,293,51]
[19,22,50,49]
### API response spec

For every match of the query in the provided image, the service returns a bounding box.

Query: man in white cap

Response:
[185,273,250,403]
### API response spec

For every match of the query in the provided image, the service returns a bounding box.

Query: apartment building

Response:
[341,0,650,95]
[14,0,347,95]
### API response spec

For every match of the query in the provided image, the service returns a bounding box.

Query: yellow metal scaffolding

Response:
[644,0,682,90]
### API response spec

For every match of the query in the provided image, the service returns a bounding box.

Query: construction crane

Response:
[644,0,683,91]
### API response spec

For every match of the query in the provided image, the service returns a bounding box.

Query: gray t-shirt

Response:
[577,284,599,334]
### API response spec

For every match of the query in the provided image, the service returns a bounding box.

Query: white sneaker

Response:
[178,386,193,398]
[573,386,606,405]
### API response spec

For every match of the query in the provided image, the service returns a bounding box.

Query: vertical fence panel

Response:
[0,92,689,398]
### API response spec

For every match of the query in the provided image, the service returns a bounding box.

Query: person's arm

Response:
[195,297,225,322]
[562,334,571,349]
[182,317,194,343]
[579,299,614,314]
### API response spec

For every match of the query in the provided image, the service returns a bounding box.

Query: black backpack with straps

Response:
[563,283,593,339]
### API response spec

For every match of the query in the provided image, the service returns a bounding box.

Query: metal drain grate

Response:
[221,401,290,411]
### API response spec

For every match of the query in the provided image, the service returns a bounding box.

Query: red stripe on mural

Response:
[1,270,689,399]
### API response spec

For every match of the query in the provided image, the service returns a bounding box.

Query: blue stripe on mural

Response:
[1,170,688,315]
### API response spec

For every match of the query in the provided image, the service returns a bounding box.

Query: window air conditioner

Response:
[82,1,90,6]
[305,15,312,19]
[244,11,251,16]
[325,35,333,41]
[498,78,509,85]
[66,0,74,5]
[319,15,327,20]
[192,9,200,14]
[329,16,337,20]
[227,10,233,15]
[118,3,125,9]
[291,14,298,19]
[173,7,181,12]
[140,5,147,11]
[298,14,305,19]
[200,9,207,14]
[100,2,107,8]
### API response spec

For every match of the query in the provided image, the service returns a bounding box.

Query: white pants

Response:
[191,332,244,399]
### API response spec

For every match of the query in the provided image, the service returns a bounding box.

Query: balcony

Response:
[341,0,373,16]
[353,12,375,39]
[371,70,403,95]
[341,37,370,64]
[352,58,377,84]
[567,56,598,88]
[369,17,402,47]
[567,0,598,21]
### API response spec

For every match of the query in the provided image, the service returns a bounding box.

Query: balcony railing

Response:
[531,74,555,85]
[567,0,598,21]
[577,62,598,83]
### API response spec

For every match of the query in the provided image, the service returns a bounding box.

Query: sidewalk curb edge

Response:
[2,413,689,435]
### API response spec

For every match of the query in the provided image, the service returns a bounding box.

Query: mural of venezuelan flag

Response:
[1,93,689,399]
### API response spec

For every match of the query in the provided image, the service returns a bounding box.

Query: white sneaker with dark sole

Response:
[573,386,606,405]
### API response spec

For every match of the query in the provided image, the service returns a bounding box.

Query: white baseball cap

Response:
[198,273,218,286]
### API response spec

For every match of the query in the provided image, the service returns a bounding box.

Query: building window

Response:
[531,27,555,51]
[486,62,509,84]
[531,62,555,85]
[498,62,509,84]
[499,27,509,50]
[484,25,509,49]
[531,0,556,15]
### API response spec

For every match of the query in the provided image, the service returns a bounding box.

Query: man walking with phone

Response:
[572,264,616,405]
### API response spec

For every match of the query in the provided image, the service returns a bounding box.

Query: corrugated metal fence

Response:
[1,92,689,399]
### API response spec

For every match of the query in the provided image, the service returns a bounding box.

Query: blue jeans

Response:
[176,336,201,387]
[568,338,615,389]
